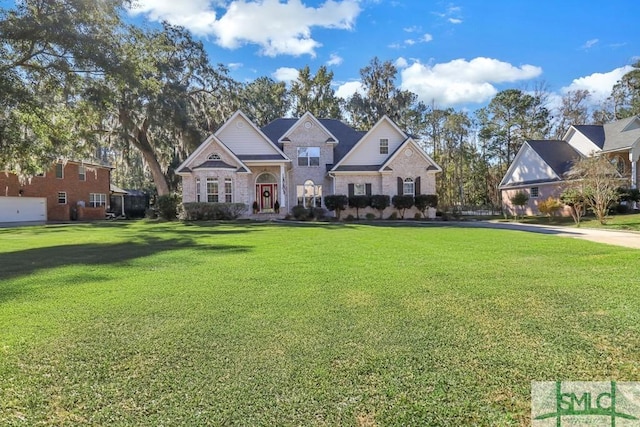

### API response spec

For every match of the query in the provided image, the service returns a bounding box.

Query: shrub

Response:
[509,191,529,220]
[312,207,326,220]
[365,213,376,220]
[370,194,390,219]
[537,197,563,221]
[414,194,438,218]
[291,205,308,220]
[345,214,356,221]
[387,212,398,220]
[348,195,370,219]
[561,188,587,226]
[391,195,414,219]
[324,195,348,220]
[156,194,180,220]
[181,203,247,220]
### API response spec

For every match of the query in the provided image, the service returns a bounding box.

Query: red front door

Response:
[257,184,277,211]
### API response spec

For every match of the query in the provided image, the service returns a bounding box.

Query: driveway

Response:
[456,220,640,250]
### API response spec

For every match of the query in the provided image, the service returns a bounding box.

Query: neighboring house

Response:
[500,115,640,216]
[0,160,112,222]
[177,111,442,218]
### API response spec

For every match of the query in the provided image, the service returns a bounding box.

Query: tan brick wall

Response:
[0,162,111,221]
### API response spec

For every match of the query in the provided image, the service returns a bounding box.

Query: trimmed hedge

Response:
[181,202,247,220]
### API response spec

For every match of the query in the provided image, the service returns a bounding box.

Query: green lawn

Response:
[510,212,640,232]
[1,221,639,426]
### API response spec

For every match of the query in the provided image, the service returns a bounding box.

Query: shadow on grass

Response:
[0,235,251,290]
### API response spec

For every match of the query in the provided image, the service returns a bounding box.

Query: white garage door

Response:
[0,197,47,224]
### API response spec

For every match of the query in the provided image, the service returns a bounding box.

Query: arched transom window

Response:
[208,153,221,160]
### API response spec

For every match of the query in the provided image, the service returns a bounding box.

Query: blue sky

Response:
[129,0,639,110]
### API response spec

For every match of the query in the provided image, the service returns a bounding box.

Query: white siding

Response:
[340,121,405,166]
[217,116,280,156]
[566,128,601,156]
[502,145,558,185]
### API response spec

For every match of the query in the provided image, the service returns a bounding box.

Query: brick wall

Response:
[0,162,111,221]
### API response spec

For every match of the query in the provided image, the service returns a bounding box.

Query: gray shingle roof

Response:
[260,117,365,164]
[332,165,381,172]
[192,160,238,170]
[236,154,286,161]
[527,140,583,177]
[602,115,640,152]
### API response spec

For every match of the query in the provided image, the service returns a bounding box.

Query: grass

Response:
[503,212,640,232]
[1,221,639,426]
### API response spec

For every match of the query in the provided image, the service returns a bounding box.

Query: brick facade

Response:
[0,161,111,221]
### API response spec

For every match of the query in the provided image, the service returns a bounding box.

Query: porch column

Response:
[279,164,286,208]
[630,150,638,189]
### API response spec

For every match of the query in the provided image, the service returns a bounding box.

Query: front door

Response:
[257,183,277,212]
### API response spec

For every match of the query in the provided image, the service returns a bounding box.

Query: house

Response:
[177,111,442,218]
[0,160,112,223]
[500,115,640,215]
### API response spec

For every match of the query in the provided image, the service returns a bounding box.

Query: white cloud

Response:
[228,62,243,70]
[448,18,462,24]
[327,53,343,66]
[582,38,599,49]
[272,67,299,82]
[393,33,433,49]
[403,25,421,33]
[561,66,633,103]
[400,57,543,106]
[395,57,409,69]
[422,33,433,42]
[130,0,361,57]
[335,81,363,99]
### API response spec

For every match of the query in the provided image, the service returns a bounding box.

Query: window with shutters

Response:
[354,183,366,196]
[403,178,415,196]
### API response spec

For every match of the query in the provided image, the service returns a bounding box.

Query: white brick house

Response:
[177,111,442,218]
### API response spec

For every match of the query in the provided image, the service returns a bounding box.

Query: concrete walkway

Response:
[456,220,640,250]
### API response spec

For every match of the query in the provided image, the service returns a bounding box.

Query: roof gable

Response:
[176,134,250,174]
[500,140,582,187]
[602,115,640,152]
[277,112,338,144]
[332,116,407,170]
[380,138,442,173]
[215,111,288,159]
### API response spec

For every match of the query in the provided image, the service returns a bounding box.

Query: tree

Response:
[414,194,438,218]
[510,191,529,220]
[560,188,587,226]
[369,194,390,219]
[391,195,414,219]
[240,77,289,127]
[290,65,341,119]
[565,156,625,224]
[344,57,417,130]
[0,0,131,177]
[477,89,550,176]
[611,61,640,119]
[348,195,370,220]
[87,24,237,196]
[324,194,348,220]
[553,89,591,139]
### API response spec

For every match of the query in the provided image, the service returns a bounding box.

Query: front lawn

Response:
[506,212,640,232]
[1,221,639,425]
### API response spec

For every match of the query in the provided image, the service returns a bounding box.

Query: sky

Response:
[128,0,640,111]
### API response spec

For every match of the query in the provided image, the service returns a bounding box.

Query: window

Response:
[208,153,221,160]
[354,183,366,196]
[380,138,389,154]
[297,147,320,166]
[195,178,201,202]
[225,178,233,203]
[55,163,64,179]
[89,193,107,207]
[297,180,322,207]
[530,187,539,198]
[57,192,67,204]
[78,165,86,181]
[403,178,415,196]
[207,178,219,202]
[611,156,625,174]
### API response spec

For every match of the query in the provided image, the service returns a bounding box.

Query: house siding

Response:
[339,121,404,166]
[0,162,111,221]
[501,183,572,217]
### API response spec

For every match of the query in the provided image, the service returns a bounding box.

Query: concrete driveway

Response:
[458,221,640,250]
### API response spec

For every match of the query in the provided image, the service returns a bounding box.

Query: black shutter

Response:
[365,183,372,196]
[348,183,355,197]
[415,176,421,195]
[397,177,403,195]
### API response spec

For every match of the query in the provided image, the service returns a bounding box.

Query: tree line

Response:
[2,0,639,208]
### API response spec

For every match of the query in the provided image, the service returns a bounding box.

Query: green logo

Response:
[532,381,640,426]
